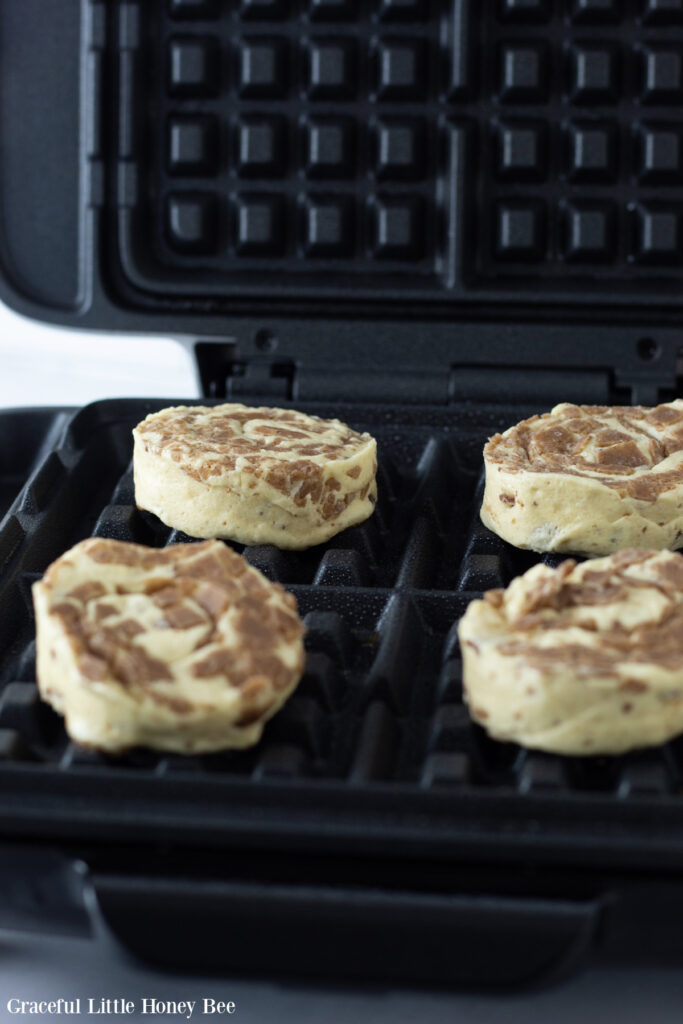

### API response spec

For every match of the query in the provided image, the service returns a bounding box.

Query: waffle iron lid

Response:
[0,0,681,394]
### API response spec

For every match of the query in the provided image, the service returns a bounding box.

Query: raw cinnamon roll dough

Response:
[133,404,378,549]
[32,538,305,754]
[482,400,683,556]
[458,549,683,756]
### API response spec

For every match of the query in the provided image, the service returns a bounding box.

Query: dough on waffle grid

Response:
[458,549,683,756]
[481,400,683,557]
[133,403,378,549]
[33,538,305,754]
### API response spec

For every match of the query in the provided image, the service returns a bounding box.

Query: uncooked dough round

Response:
[33,538,306,754]
[133,404,378,549]
[458,548,683,756]
[481,400,683,556]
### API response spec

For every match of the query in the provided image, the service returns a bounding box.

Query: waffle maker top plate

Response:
[0,0,682,990]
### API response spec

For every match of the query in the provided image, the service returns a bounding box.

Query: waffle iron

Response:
[0,0,683,989]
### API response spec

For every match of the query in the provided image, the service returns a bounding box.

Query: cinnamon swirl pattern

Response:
[133,404,377,549]
[33,539,305,754]
[458,549,683,756]
[482,400,683,556]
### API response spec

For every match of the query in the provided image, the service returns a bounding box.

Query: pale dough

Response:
[33,538,305,754]
[458,549,683,756]
[133,404,378,549]
[481,400,683,556]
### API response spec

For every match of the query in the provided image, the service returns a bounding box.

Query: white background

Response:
[0,301,198,408]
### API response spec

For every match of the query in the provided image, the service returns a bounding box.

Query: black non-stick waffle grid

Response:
[0,397,680,809]
[112,0,683,310]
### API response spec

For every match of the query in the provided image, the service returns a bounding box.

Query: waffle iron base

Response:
[1,397,683,987]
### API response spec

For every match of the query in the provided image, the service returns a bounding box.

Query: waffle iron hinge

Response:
[194,344,681,406]
[294,367,449,405]
[449,366,617,407]
[222,364,636,407]
[234,363,448,405]
[450,362,682,408]
[195,343,295,401]
[195,343,450,404]
[614,355,683,406]
[198,362,667,407]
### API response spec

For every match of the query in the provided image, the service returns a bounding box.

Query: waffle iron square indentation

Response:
[110,0,683,308]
